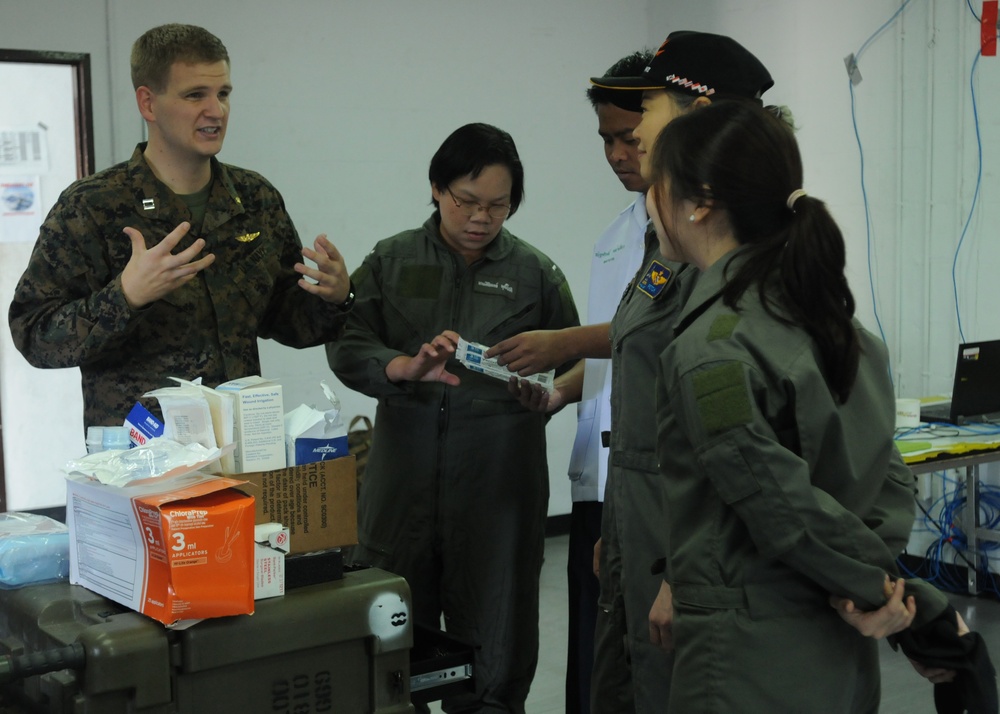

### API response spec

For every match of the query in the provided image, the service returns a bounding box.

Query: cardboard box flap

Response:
[67,470,246,501]
[236,457,357,554]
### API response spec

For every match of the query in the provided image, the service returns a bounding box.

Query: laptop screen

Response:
[950,339,1000,421]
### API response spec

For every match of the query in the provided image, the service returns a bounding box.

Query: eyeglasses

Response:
[445,187,511,220]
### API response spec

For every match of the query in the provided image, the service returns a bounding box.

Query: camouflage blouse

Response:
[8,144,346,429]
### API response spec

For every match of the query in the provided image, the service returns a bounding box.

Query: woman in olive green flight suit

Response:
[644,101,961,712]
[326,123,579,714]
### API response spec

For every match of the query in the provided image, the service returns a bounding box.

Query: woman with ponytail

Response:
[643,100,983,712]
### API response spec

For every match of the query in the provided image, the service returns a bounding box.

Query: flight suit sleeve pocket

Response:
[697,435,804,560]
[698,437,762,504]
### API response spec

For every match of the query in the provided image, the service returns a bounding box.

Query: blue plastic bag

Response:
[0,512,70,588]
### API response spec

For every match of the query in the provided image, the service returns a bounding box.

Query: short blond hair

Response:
[130,24,229,92]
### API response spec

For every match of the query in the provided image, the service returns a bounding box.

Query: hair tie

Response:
[786,189,807,212]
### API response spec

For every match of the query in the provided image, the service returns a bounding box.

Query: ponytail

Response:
[650,101,861,402]
[778,196,859,402]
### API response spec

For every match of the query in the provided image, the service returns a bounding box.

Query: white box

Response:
[254,522,289,600]
[216,376,285,473]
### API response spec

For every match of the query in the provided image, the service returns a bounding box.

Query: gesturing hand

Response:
[121,222,215,309]
[296,234,351,304]
[385,330,462,386]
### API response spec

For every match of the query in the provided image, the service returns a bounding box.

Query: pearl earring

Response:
[688,214,696,222]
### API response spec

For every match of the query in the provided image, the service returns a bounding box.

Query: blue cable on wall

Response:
[847,0,914,385]
[953,48,987,343]
[850,1,995,365]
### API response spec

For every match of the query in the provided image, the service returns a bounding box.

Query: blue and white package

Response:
[125,401,165,447]
[0,513,70,589]
[455,337,555,391]
[284,382,349,466]
[291,435,350,464]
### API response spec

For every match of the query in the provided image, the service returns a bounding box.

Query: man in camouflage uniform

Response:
[8,24,353,430]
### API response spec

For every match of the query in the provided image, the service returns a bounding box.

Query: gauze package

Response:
[456,338,554,391]
[145,377,236,473]
[216,376,285,473]
[284,381,349,466]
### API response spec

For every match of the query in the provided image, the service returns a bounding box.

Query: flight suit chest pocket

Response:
[383,265,445,338]
[396,265,445,299]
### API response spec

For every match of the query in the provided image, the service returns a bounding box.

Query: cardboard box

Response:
[216,376,285,473]
[66,471,255,625]
[238,457,357,555]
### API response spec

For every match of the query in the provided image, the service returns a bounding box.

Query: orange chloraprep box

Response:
[67,471,255,626]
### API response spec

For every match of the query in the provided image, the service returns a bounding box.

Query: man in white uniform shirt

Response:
[487,50,652,714]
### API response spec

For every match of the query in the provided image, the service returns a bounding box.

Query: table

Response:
[900,430,1000,594]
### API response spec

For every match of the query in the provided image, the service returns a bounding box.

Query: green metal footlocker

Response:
[0,568,414,713]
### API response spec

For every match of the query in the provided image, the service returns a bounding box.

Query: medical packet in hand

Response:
[455,338,554,392]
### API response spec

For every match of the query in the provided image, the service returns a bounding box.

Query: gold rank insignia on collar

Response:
[142,198,155,211]
[636,259,672,299]
[235,231,260,243]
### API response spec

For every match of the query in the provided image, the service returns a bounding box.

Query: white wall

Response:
[0,0,651,514]
[2,0,998,514]
[0,62,89,510]
[649,0,1000,396]
[0,0,115,510]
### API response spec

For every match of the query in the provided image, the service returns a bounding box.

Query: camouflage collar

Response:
[127,143,245,228]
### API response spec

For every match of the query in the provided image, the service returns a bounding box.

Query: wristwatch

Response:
[334,281,356,313]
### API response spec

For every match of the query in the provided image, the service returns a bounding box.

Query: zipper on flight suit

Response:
[431,253,465,528]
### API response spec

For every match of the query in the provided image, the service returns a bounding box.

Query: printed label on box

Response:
[238,457,358,554]
[67,471,255,625]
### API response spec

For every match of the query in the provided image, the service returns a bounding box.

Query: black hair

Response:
[586,50,654,112]
[428,123,524,216]
[649,100,859,402]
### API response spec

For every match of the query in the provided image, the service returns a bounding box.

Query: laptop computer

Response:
[920,339,1000,424]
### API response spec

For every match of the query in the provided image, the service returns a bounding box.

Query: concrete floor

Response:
[437,533,1000,713]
